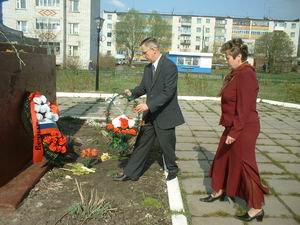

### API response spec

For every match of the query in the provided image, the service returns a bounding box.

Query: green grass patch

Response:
[142,196,162,209]
[57,69,300,103]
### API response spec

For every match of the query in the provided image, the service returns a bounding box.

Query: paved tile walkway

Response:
[57,97,300,225]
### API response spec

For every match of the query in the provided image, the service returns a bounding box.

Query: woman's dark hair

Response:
[221,38,248,62]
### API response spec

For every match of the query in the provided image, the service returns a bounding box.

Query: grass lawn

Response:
[57,68,300,103]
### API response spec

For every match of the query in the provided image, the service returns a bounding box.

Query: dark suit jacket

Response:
[131,55,184,129]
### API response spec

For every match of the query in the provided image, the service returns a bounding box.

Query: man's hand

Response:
[134,103,149,113]
[225,136,236,145]
[124,89,132,97]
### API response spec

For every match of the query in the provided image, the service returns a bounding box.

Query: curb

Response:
[56,92,300,109]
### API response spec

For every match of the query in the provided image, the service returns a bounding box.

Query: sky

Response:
[102,0,300,20]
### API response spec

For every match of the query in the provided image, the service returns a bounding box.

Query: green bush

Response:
[99,55,116,70]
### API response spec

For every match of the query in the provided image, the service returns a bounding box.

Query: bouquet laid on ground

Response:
[22,91,68,166]
[80,148,100,168]
[103,94,142,156]
[106,114,138,155]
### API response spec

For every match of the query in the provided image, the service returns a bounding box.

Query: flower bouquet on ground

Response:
[80,148,100,168]
[103,94,142,156]
[22,91,69,166]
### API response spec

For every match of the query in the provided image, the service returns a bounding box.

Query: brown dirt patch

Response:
[0,118,171,225]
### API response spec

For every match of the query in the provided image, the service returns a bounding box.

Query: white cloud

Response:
[109,0,126,9]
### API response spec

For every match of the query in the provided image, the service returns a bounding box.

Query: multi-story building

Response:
[2,0,100,69]
[101,10,300,58]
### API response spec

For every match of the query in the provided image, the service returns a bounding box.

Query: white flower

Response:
[128,119,135,128]
[45,112,53,120]
[34,104,41,113]
[36,113,44,121]
[40,104,50,113]
[40,95,47,104]
[112,117,121,128]
[33,97,42,105]
[52,113,59,122]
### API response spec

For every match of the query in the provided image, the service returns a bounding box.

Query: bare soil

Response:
[0,118,171,225]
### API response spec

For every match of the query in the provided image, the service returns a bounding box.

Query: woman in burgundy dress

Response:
[200,38,269,222]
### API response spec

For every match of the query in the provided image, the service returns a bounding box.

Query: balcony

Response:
[180,40,191,45]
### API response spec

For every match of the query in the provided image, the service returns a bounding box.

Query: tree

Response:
[255,31,294,73]
[115,9,146,65]
[147,11,172,52]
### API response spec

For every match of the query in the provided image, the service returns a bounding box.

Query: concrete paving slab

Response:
[176,130,193,136]
[199,143,218,152]
[176,136,198,143]
[256,153,272,163]
[267,133,293,140]
[186,194,236,216]
[257,145,289,153]
[286,146,300,154]
[265,179,300,195]
[256,138,277,145]
[263,195,293,217]
[279,195,300,216]
[176,143,199,151]
[248,218,298,225]
[276,139,300,147]
[176,151,206,160]
[258,163,285,174]
[193,131,218,138]
[191,217,244,225]
[177,160,210,174]
[280,163,300,174]
[266,153,300,163]
[181,177,212,194]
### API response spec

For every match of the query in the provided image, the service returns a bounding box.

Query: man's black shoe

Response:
[166,172,177,181]
[113,174,138,181]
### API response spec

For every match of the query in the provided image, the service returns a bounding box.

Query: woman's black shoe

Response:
[236,209,264,222]
[199,193,226,202]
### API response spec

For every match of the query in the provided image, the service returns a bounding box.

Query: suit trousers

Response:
[124,121,178,179]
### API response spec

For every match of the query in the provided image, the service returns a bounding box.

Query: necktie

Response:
[151,64,155,79]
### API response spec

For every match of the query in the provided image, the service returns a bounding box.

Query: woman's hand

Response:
[225,136,236,144]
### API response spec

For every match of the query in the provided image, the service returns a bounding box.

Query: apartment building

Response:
[101,10,300,58]
[2,0,101,69]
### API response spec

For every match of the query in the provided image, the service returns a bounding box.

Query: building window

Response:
[291,23,296,29]
[195,45,200,50]
[36,0,60,7]
[70,0,79,12]
[196,36,201,41]
[69,23,79,35]
[16,0,26,9]
[206,18,210,23]
[205,27,210,33]
[197,18,201,24]
[36,18,60,31]
[290,32,295,37]
[107,32,112,37]
[107,14,112,20]
[107,42,111,47]
[17,20,27,32]
[41,42,60,55]
[68,45,79,56]
[205,37,209,42]
[107,50,111,55]
[177,57,184,65]
[196,27,201,32]
[107,23,112,29]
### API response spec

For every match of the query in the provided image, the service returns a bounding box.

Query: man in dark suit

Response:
[114,37,184,182]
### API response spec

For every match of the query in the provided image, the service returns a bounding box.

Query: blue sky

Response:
[102,0,300,20]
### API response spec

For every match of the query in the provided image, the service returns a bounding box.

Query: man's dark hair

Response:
[140,37,160,49]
